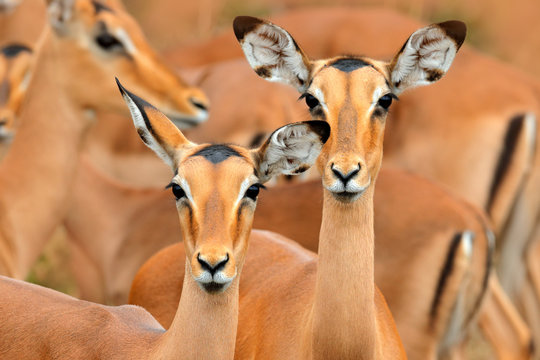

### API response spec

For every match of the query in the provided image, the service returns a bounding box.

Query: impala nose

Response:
[331,163,360,186]
[189,97,208,112]
[197,253,229,276]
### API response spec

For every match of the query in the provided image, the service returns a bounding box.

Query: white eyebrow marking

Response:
[235,178,252,208]
[176,177,196,210]
[312,87,328,112]
[115,28,137,54]
[368,87,384,114]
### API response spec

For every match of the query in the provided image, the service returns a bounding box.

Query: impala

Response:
[170,10,540,341]
[0,43,33,157]
[132,16,465,359]
[0,79,329,359]
[0,0,209,278]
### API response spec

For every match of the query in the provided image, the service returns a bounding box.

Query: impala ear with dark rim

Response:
[233,16,312,93]
[252,121,330,183]
[389,20,466,94]
[116,78,193,169]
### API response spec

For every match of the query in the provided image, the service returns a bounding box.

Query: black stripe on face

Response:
[329,57,372,73]
[429,232,465,325]
[91,0,114,13]
[191,144,243,164]
[486,114,525,212]
[1,44,31,58]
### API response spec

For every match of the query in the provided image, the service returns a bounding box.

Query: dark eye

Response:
[377,94,393,110]
[171,184,186,200]
[304,94,320,109]
[95,33,124,51]
[244,184,261,201]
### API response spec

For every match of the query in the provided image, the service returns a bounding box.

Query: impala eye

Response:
[304,94,320,109]
[244,184,263,201]
[170,183,186,200]
[377,94,394,110]
[95,33,124,52]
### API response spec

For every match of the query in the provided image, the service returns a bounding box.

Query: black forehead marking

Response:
[1,44,32,58]
[191,144,243,164]
[92,0,114,14]
[329,57,372,73]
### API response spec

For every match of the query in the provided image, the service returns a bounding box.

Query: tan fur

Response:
[129,171,531,358]
[0,97,311,359]
[0,0,208,279]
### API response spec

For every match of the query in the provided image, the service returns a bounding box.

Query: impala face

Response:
[0,44,33,141]
[117,80,329,293]
[304,57,395,202]
[48,0,208,128]
[234,16,466,202]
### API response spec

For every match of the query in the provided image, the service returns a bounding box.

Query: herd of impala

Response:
[0,0,538,359]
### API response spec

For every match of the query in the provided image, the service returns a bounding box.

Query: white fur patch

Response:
[391,25,458,94]
[524,112,537,161]
[177,177,196,209]
[115,28,137,55]
[241,23,309,91]
[259,123,322,182]
[461,230,474,258]
[368,87,385,114]
[235,178,252,208]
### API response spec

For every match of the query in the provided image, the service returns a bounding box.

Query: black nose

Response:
[331,163,360,185]
[190,98,208,112]
[197,253,229,275]
[0,118,7,127]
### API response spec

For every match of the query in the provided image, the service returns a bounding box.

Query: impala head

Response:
[0,44,33,140]
[117,79,329,293]
[47,0,208,128]
[234,16,465,202]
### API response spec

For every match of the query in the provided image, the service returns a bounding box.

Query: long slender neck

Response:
[0,29,91,277]
[311,186,376,359]
[154,261,239,360]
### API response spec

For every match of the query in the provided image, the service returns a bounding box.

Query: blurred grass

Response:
[25,227,79,297]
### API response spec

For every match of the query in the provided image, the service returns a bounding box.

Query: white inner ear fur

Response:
[122,93,175,168]
[241,23,309,91]
[259,124,323,181]
[48,0,75,30]
[391,25,458,93]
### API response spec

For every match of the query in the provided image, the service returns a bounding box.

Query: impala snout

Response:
[191,246,237,293]
[0,111,14,140]
[165,88,209,130]
[324,156,370,202]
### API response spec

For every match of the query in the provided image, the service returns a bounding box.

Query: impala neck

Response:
[311,185,376,360]
[0,29,92,277]
[155,261,239,360]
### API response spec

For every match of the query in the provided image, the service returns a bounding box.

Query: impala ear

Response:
[251,121,330,183]
[233,16,312,93]
[116,78,193,169]
[389,20,466,94]
[47,0,76,33]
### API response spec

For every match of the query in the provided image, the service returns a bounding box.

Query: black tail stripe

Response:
[430,232,463,326]
[486,114,525,212]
